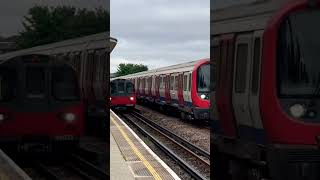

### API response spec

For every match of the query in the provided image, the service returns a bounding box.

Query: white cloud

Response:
[110,0,210,73]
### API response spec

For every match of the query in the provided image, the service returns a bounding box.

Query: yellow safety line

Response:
[111,117,163,180]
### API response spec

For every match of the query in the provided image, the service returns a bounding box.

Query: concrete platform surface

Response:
[0,149,31,180]
[110,110,180,180]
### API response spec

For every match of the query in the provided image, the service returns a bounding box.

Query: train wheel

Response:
[180,112,186,120]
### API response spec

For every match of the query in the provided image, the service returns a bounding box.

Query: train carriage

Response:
[115,59,211,121]
[110,79,136,110]
[0,32,117,139]
[0,54,83,151]
[211,0,320,179]
[0,32,116,117]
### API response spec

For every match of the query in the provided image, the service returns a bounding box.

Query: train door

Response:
[248,31,265,143]
[165,75,171,103]
[232,33,255,140]
[183,72,192,105]
[86,50,95,103]
[215,34,237,138]
[142,77,145,96]
[169,74,177,104]
[155,75,160,100]
[159,76,165,99]
[137,78,140,96]
[80,51,87,99]
[177,73,184,106]
[211,37,220,130]
[148,77,152,97]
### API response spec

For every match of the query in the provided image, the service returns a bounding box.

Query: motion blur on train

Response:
[115,59,210,121]
[0,32,116,152]
[110,79,136,110]
[211,0,320,179]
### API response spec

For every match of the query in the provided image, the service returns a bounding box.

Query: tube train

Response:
[211,0,320,179]
[0,33,116,151]
[114,59,210,120]
[110,79,136,110]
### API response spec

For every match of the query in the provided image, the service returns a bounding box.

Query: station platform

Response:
[0,149,31,180]
[110,110,180,180]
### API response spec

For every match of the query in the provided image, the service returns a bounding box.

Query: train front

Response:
[110,79,136,110]
[0,54,84,152]
[262,1,320,179]
[191,59,210,120]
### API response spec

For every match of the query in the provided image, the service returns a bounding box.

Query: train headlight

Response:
[0,114,5,122]
[63,113,76,123]
[200,94,206,99]
[130,97,134,101]
[289,104,306,118]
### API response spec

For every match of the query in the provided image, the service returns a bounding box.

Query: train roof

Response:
[0,32,117,62]
[211,0,298,35]
[112,58,209,80]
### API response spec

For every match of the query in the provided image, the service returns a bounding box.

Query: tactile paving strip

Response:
[110,112,179,180]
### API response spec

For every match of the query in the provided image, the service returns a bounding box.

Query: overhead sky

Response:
[0,0,107,37]
[110,0,210,73]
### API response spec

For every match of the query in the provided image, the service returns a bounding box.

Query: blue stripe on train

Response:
[159,96,193,107]
[211,120,267,145]
[238,125,267,145]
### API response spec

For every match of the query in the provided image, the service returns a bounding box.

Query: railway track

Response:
[119,110,210,180]
[15,147,108,180]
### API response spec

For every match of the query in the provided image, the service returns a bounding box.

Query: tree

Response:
[17,6,109,49]
[116,63,148,77]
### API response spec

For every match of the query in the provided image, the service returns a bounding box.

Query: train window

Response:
[0,69,16,101]
[110,81,116,95]
[26,67,45,99]
[52,67,79,101]
[183,74,188,91]
[174,76,179,90]
[188,74,191,91]
[126,82,134,94]
[235,43,248,93]
[278,10,320,97]
[118,80,125,93]
[252,38,261,95]
[160,77,163,89]
[170,76,174,90]
[197,64,210,93]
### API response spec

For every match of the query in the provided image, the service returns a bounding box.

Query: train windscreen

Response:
[0,68,16,101]
[52,67,80,101]
[278,10,320,97]
[126,82,134,94]
[26,67,46,99]
[197,64,210,93]
[110,80,134,96]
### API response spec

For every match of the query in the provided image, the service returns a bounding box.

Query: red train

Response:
[116,59,210,120]
[110,79,136,110]
[0,54,83,152]
[0,33,116,151]
[211,0,320,179]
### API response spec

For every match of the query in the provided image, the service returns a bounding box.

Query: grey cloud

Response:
[0,0,107,37]
[111,0,209,73]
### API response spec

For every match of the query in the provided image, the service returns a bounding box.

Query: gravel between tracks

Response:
[135,104,210,153]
